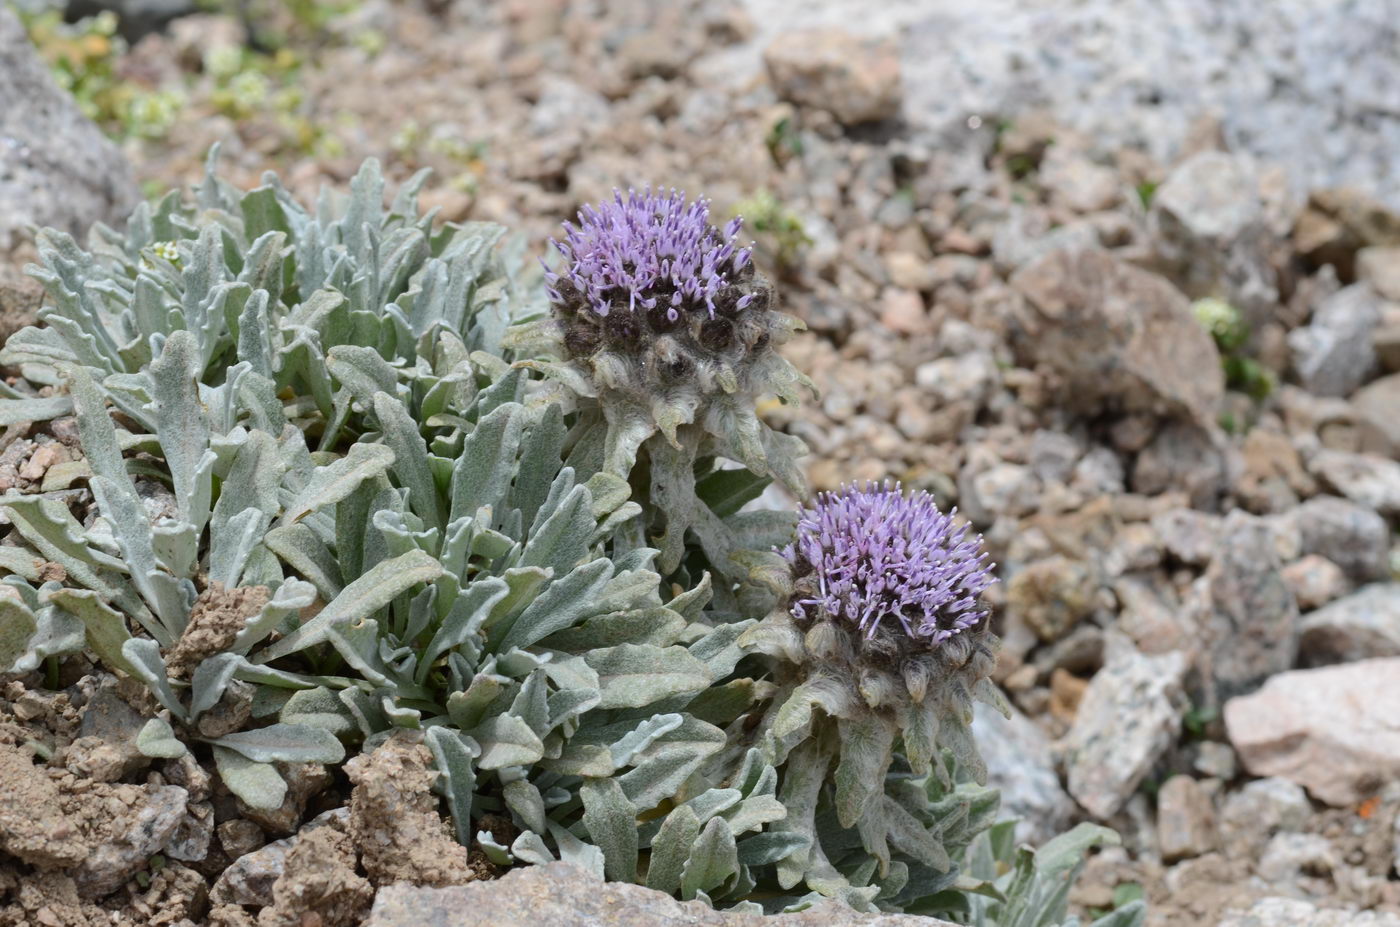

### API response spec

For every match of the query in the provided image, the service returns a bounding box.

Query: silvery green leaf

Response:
[646,804,700,896]
[426,726,479,845]
[1033,823,1121,879]
[616,715,726,810]
[520,482,593,577]
[688,620,755,678]
[510,830,554,866]
[0,395,74,426]
[581,778,639,883]
[212,745,286,810]
[543,607,685,652]
[2,492,157,640]
[477,830,512,865]
[491,558,612,653]
[503,778,547,836]
[471,714,544,770]
[209,429,284,588]
[585,644,711,710]
[417,576,509,685]
[90,474,189,640]
[608,713,682,768]
[258,549,441,662]
[209,723,345,764]
[510,669,550,740]
[122,637,187,722]
[44,587,135,677]
[881,795,950,873]
[148,331,214,532]
[0,595,38,673]
[687,679,768,727]
[680,816,738,902]
[372,391,444,533]
[189,652,241,719]
[279,686,359,736]
[507,404,563,527]
[834,715,895,829]
[231,578,316,654]
[546,822,605,881]
[774,739,828,889]
[264,523,342,601]
[939,709,987,786]
[136,717,188,759]
[736,832,810,867]
[445,672,506,731]
[279,442,395,527]
[449,401,524,524]
[722,794,787,836]
[326,344,400,409]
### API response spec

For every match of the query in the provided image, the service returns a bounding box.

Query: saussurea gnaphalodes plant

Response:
[0,163,1140,924]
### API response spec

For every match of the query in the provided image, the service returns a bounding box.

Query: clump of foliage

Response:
[1191,297,1274,401]
[731,190,811,273]
[0,157,1139,924]
[17,6,185,139]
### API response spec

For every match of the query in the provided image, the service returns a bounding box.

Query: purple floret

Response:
[781,482,996,646]
[546,188,752,321]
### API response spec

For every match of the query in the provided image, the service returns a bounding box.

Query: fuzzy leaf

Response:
[646,804,700,896]
[493,558,612,653]
[258,549,441,662]
[834,715,895,828]
[449,401,524,522]
[426,726,480,846]
[212,745,286,810]
[0,595,38,673]
[136,717,188,759]
[680,816,738,902]
[585,644,711,709]
[44,587,136,678]
[471,714,545,769]
[122,637,187,722]
[280,442,395,526]
[581,778,639,883]
[208,723,346,764]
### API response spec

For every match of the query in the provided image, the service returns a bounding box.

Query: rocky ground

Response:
[2,1,1400,925]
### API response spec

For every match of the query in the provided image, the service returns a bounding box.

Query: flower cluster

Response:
[782,482,995,646]
[547,188,753,320]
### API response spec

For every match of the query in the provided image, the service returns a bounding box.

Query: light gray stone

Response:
[1010,248,1223,427]
[0,7,138,254]
[211,807,348,908]
[75,784,189,898]
[1219,777,1311,857]
[1156,775,1217,862]
[1309,449,1400,516]
[1218,897,1400,927]
[1300,583,1400,665]
[1201,511,1300,697]
[763,27,901,126]
[1151,151,1279,325]
[1352,373,1400,457]
[972,700,1076,845]
[1289,496,1391,582]
[1288,284,1382,398]
[365,862,960,927]
[1062,641,1187,820]
[1224,658,1400,806]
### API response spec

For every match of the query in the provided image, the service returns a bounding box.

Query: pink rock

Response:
[1224,658,1400,806]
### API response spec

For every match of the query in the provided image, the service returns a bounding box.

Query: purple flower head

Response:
[782,482,996,647]
[546,188,753,321]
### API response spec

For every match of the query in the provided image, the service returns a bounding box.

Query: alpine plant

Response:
[533,188,813,577]
[737,482,1007,905]
[0,157,1140,923]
